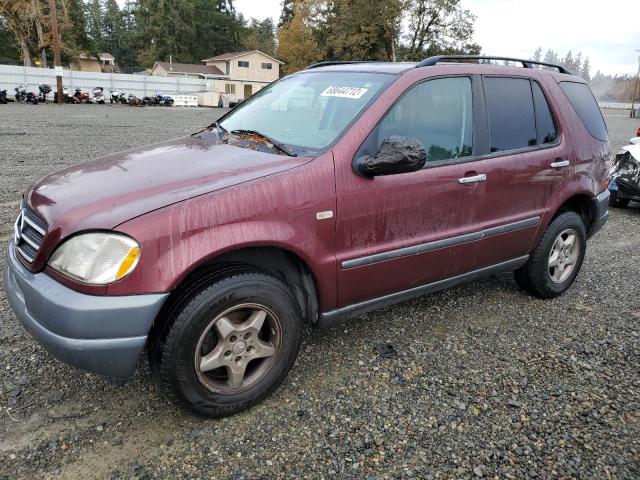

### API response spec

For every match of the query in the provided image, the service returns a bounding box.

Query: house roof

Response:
[202,50,283,64]
[154,62,225,76]
[99,52,115,59]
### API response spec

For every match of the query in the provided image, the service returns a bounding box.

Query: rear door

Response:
[468,75,572,268]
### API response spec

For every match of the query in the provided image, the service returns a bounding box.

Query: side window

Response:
[484,77,536,152]
[559,81,608,141]
[532,81,558,144]
[373,77,473,162]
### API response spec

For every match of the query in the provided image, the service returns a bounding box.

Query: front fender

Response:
[109,153,338,311]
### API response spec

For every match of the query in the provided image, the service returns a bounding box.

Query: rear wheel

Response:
[154,270,303,417]
[514,211,586,298]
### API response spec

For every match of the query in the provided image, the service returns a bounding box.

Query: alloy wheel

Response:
[548,228,580,284]
[194,303,281,393]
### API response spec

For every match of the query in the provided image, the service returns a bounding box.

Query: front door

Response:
[244,84,253,99]
[335,76,482,307]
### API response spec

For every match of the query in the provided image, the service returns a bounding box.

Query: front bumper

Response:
[4,241,168,379]
[588,190,610,238]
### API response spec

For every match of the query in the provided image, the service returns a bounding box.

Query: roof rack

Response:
[415,55,573,75]
[306,61,374,70]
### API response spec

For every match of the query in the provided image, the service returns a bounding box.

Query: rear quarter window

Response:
[559,82,608,141]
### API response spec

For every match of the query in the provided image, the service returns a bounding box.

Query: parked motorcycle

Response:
[62,88,78,104]
[15,85,38,104]
[14,85,38,104]
[73,87,90,104]
[158,93,174,106]
[0,89,7,104]
[141,94,157,106]
[127,93,142,106]
[110,91,127,104]
[37,84,52,103]
[92,86,106,104]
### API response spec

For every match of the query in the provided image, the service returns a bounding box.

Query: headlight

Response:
[48,232,140,285]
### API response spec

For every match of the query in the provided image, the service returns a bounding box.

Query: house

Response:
[71,52,119,73]
[151,61,225,79]
[151,50,283,102]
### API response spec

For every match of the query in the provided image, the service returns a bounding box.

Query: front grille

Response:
[14,207,47,263]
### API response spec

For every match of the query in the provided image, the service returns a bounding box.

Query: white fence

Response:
[0,64,209,99]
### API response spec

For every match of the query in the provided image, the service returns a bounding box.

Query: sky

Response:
[231,0,639,76]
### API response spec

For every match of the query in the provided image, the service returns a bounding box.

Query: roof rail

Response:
[306,61,374,70]
[415,55,573,75]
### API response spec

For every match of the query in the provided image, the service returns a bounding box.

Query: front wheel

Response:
[154,270,303,417]
[514,211,586,299]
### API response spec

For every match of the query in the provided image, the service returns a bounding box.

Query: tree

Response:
[0,0,67,66]
[86,0,103,55]
[543,49,558,65]
[242,17,276,55]
[279,0,294,27]
[0,15,21,64]
[321,0,404,61]
[581,57,591,82]
[276,1,322,74]
[402,0,480,61]
[532,46,542,62]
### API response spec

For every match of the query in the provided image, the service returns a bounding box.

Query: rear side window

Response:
[532,82,558,144]
[484,77,537,152]
[559,82,608,141]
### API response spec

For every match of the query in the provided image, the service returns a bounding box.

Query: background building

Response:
[151,50,282,102]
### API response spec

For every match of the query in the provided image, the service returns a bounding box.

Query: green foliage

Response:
[242,17,276,56]
[401,0,480,61]
[277,0,481,73]
[133,0,244,67]
[539,48,591,80]
[279,0,294,27]
[0,16,20,64]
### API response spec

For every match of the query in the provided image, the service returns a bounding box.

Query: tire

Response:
[514,211,586,299]
[154,269,303,417]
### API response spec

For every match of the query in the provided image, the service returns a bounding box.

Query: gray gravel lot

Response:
[0,103,639,479]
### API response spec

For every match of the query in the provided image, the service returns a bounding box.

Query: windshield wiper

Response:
[230,129,297,157]
[209,120,227,134]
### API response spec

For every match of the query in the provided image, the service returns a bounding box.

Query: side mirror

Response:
[356,136,427,177]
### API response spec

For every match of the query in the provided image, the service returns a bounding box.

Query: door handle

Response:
[458,173,487,184]
[550,160,570,168]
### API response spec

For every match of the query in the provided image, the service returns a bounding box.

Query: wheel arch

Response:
[554,193,595,232]
[148,246,321,349]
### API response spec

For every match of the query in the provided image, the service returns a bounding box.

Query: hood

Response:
[27,136,311,234]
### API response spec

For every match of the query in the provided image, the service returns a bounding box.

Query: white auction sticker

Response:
[320,86,368,99]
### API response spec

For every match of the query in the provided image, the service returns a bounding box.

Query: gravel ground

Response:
[0,103,639,480]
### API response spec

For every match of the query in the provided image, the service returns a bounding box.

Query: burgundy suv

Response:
[5,56,610,417]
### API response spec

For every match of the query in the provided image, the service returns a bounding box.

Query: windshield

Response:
[218,71,396,155]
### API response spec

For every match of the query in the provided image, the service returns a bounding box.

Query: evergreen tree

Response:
[279,0,294,27]
[532,47,542,62]
[62,0,90,56]
[243,18,276,55]
[543,49,558,65]
[101,0,127,66]
[581,57,591,82]
[0,16,21,64]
